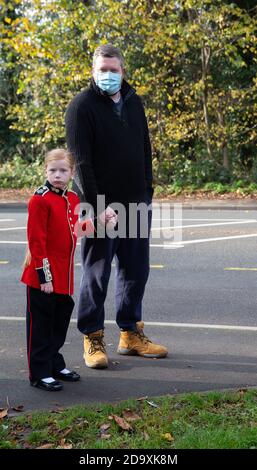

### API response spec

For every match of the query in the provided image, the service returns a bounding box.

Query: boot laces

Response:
[88,336,106,355]
[134,328,152,344]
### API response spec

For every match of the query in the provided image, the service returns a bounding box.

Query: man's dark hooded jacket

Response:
[65,79,153,212]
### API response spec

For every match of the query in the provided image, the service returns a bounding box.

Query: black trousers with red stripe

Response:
[26,286,75,382]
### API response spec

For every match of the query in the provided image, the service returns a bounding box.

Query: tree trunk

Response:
[217,104,229,170]
[201,45,212,160]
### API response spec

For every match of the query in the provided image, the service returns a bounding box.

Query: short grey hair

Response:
[93,44,125,69]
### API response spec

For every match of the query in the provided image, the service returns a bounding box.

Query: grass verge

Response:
[1,389,257,449]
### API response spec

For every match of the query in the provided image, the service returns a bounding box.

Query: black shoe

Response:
[54,370,80,382]
[30,379,63,391]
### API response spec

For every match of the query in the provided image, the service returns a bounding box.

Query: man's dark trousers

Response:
[77,202,152,334]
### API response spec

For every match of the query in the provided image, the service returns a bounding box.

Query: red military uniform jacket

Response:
[21,180,80,295]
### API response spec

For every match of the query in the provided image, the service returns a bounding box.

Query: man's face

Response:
[93,56,124,82]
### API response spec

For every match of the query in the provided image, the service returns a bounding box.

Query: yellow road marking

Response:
[224,268,257,271]
[0,261,9,264]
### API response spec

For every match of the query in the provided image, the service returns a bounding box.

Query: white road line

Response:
[0,219,15,222]
[1,316,257,331]
[151,220,257,231]
[107,321,257,331]
[162,245,184,249]
[2,233,257,247]
[75,263,164,268]
[0,241,27,244]
[0,226,26,232]
[0,317,26,321]
[150,233,257,248]
[224,267,257,271]
[152,218,255,221]
[1,221,252,233]
[0,220,254,234]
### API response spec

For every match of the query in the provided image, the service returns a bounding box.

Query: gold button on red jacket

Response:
[21,181,80,295]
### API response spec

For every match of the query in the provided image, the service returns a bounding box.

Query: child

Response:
[21,148,81,391]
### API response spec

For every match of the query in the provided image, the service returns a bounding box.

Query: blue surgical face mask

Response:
[96,71,122,95]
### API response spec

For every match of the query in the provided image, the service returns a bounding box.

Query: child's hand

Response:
[40,281,53,294]
[99,207,118,227]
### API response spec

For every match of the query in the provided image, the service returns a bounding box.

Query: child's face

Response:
[46,158,74,190]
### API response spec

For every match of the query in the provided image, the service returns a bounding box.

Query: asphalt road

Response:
[1,203,257,412]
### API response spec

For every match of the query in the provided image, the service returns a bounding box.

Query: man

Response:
[65,44,168,368]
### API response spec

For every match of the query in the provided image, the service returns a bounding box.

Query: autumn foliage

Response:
[0,0,256,186]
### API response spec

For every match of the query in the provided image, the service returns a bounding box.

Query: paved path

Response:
[1,202,257,412]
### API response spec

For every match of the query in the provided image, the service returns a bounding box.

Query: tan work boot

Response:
[117,321,168,358]
[84,330,108,369]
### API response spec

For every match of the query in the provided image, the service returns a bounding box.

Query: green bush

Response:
[1,155,257,197]
[0,156,44,189]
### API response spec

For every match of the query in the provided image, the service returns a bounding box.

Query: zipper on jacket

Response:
[119,88,135,126]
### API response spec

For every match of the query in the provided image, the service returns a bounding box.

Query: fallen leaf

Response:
[62,427,72,438]
[0,409,8,419]
[146,401,158,408]
[12,405,24,412]
[174,403,182,410]
[122,409,141,422]
[162,432,174,442]
[50,407,66,413]
[142,431,150,440]
[57,438,73,449]
[100,423,111,432]
[77,419,89,429]
[23,442,32,449]
[113,415,133,432]
[36,443,54,449]
[58,443,73,449]
[99,423,111,440]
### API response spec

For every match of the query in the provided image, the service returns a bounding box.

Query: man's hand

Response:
[40,281,53,294]
[98,206,118,228]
